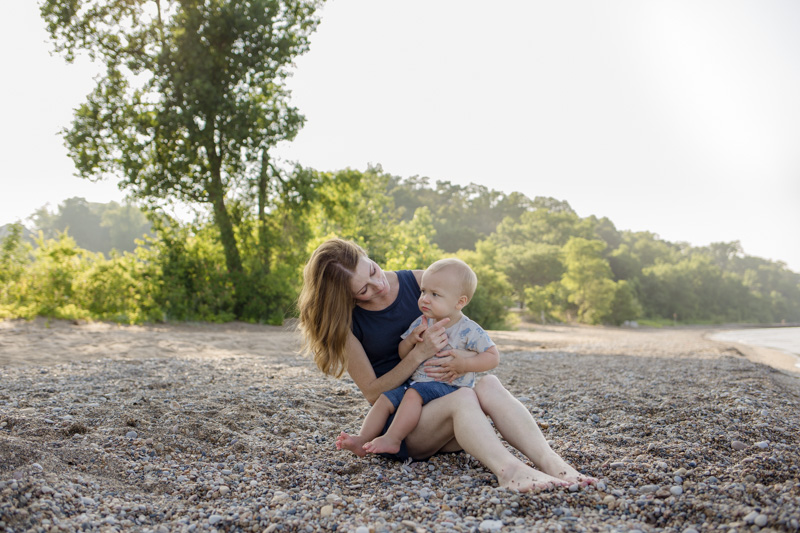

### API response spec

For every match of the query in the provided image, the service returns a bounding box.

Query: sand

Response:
[1,318,799,532]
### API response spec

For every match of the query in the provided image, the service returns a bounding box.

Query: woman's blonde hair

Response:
[297,238,367,377]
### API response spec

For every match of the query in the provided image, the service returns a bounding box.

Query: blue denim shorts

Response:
[382,381,460,409]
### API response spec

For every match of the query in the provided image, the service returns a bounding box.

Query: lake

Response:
[711,327,800,368]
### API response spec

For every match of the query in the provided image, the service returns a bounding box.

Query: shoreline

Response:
[706,326,800,376]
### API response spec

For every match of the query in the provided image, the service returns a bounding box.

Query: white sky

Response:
[3,1,799,272]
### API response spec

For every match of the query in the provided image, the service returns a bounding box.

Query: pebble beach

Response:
[1,319,799,532]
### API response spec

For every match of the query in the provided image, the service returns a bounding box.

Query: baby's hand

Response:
[411,320,428,344]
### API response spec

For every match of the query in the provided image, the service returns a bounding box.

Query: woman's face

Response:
[350,256,389,302]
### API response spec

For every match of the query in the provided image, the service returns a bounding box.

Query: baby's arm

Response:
[398,320,428,358]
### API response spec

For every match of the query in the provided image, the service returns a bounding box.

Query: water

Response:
[711,327,800,368]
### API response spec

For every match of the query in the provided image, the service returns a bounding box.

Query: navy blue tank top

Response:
[351,270,421,378]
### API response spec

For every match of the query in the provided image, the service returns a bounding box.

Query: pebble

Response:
[479,519,504,531]
[731,440,747,451]
[670,486,683,496]
[125,430,138,439]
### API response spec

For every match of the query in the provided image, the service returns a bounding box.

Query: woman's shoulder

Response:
[394,269,423,292]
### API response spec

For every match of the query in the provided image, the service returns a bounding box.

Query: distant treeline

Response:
[2,167,799,327]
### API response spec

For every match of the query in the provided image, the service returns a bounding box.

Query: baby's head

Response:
[418,258,477,320]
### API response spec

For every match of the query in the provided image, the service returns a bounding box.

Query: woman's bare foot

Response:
[335,431,368,457]
[497,462,570,492]
[363,434,401,455]
[537,452,598,486]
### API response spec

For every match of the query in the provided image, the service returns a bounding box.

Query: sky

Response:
[3,1,799,272]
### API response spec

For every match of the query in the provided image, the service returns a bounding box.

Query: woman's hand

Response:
[424,349,472,383]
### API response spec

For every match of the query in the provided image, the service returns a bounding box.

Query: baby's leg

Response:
[336,394,395,457]
[364,388,423,455]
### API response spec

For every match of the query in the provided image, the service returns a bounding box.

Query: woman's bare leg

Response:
[474,375,597,485]
[405,387,568,492]
[336,394,395,457]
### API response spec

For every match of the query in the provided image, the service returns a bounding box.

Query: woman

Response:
[297,238,594,491]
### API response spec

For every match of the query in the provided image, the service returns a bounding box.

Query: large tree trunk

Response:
[207,157,243,278]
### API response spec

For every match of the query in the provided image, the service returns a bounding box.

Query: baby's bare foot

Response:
[363,435,401,455]
[335,431,368,457]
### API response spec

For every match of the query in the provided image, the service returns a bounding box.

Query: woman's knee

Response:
[475,374,503,398]
[446,386,480,409]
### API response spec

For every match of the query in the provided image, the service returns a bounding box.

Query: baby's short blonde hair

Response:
[426,258,477,299]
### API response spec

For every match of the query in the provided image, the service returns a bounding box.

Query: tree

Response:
[384,207,443,271]
[42,0,324,309]
[32,198,152,254]
[100,201,153,253]
[303,167,397,264]
[560,237,616,324]
[603,280,642,326]
[492,198,594,248]
[496,242,563,307]
[386,177,534,253]
[33,197,109,252]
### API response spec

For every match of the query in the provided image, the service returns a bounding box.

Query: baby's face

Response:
[417,269,463,320]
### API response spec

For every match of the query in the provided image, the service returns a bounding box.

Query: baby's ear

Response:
[456,295,469,310]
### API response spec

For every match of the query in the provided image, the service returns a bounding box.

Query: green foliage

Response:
[72,249,163,324]
[524,283,566,324]
[15,233,97,320]
[560,238,616,324]
[492,199,595,248]
[304,167,396,264]
[384,207,443,271]
[0,224,31,319]
[604,280,643,326]
[388,177,533,252]
[141,222,236,322]
[4,167,798,327]
[496,242,563,306]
